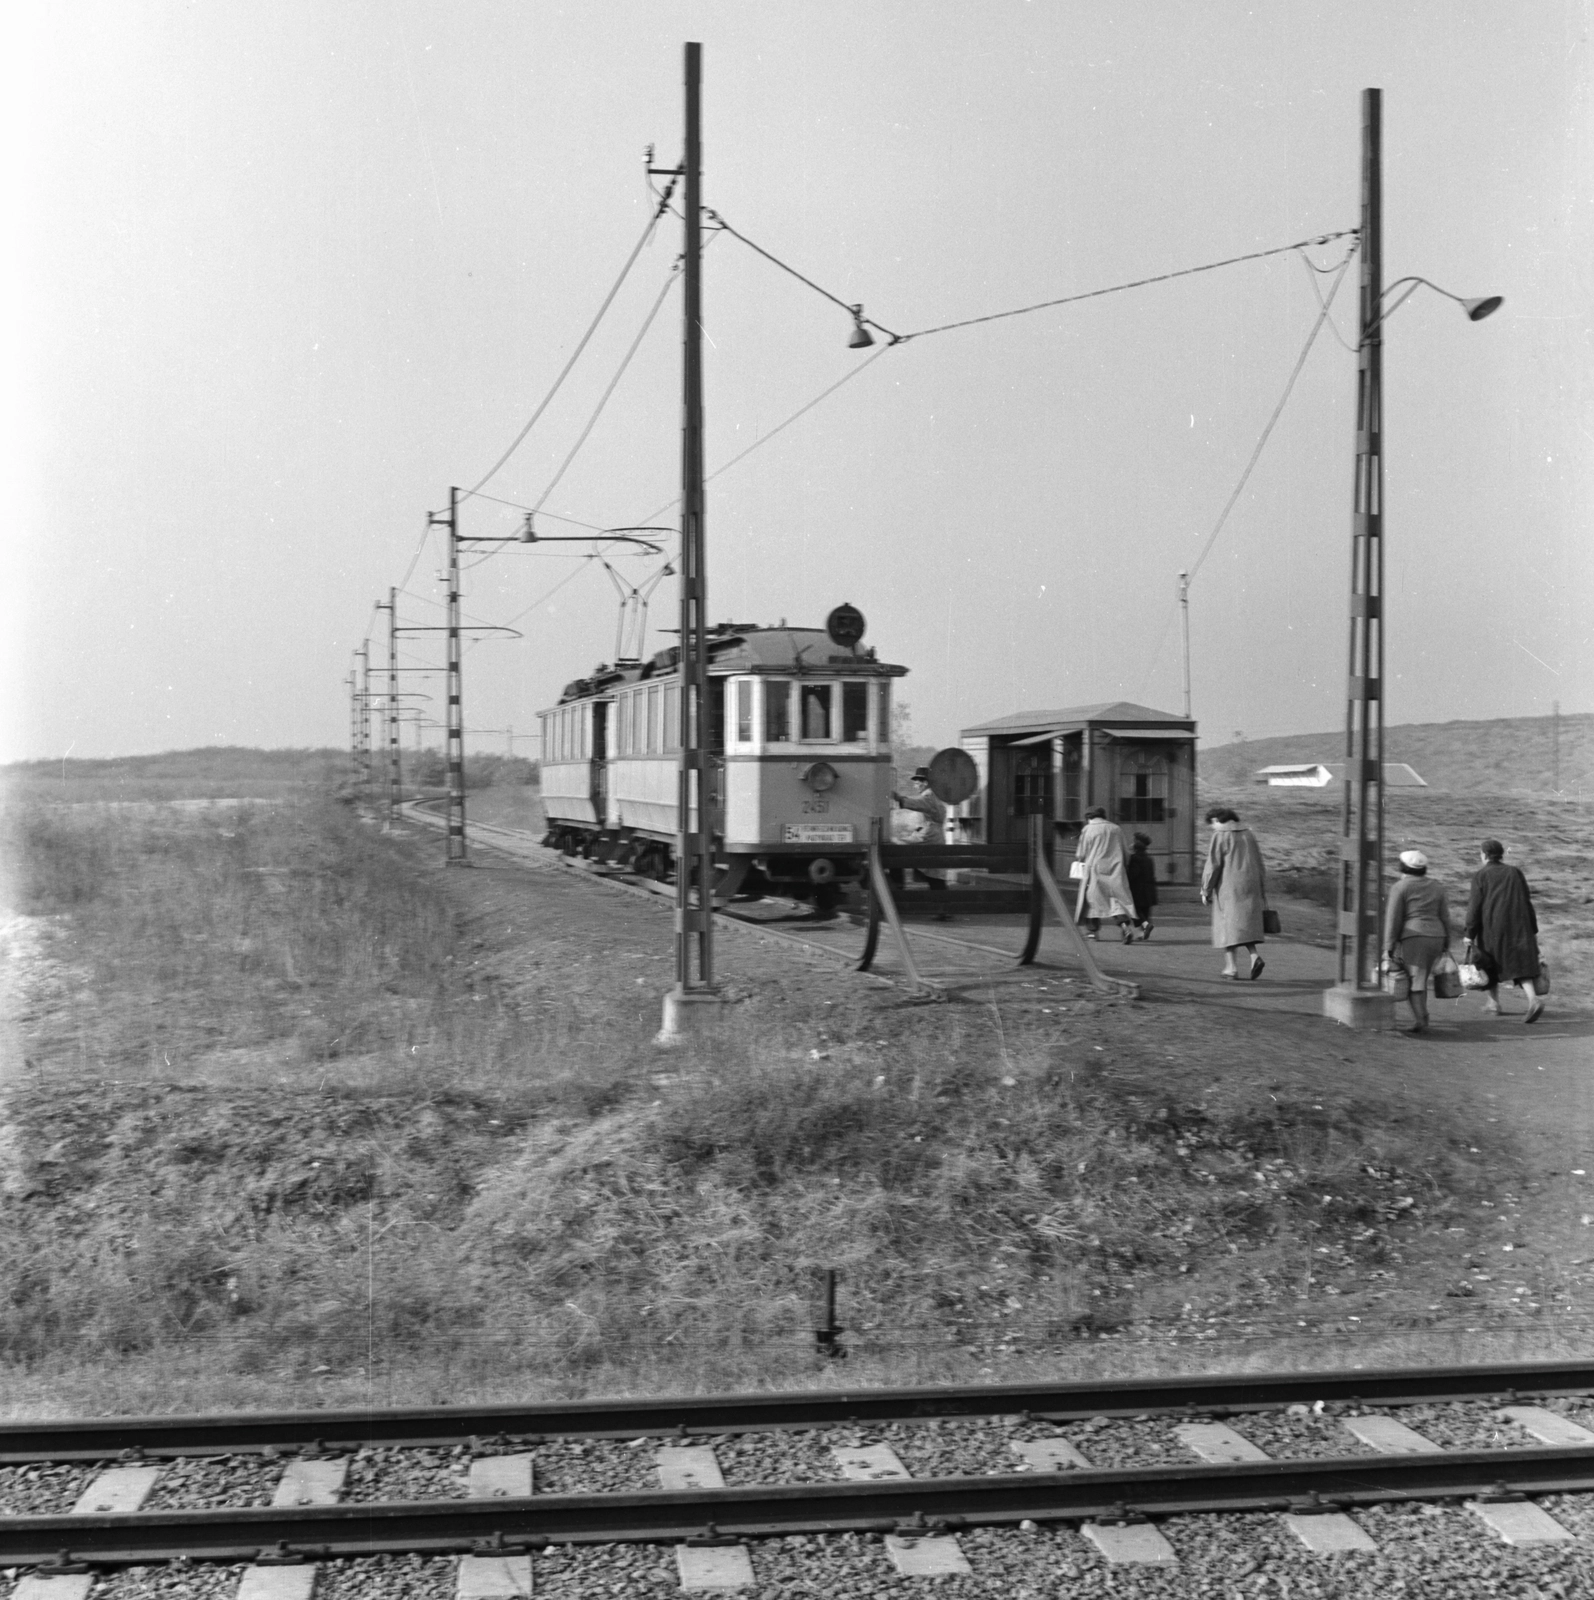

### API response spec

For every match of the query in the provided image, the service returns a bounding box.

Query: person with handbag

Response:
[1200,808,1269,979]
[1074,807,1139,942]
[1464,839,1546,1024]
[1382,849,1453,1034]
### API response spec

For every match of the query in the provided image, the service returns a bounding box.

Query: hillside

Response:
[1199,713,1592,797]
[0,747,348,803]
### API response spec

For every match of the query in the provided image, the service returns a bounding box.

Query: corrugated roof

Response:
[962,702,1194,738]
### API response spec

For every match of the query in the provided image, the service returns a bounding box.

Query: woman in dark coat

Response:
[1463,838,1544,1023]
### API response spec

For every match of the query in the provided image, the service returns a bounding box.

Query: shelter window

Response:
[765,680,792,742]
[735,679,754,744]
[1117,754,1168,823]
[841,682,869,742]
[663,684,679,752]
[800,682,833,741]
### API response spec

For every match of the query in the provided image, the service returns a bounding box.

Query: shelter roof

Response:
[961,702,1195,739]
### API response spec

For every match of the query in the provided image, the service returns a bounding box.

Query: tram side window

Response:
[765,680,791,742]
[841,682,868,742]
[875,681,891,745]
[647,685,661,752]
[735,680,754,744]
[663,684,679,751]
[800,683,832,740]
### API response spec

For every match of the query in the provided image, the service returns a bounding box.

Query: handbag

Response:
[1458,941,1492,991]
[1262,908,1282,935]
[1381,956,1410,1001]
[1537,962,1551,996]
[1068,861,1085,880]
[1432,952,1463,1001]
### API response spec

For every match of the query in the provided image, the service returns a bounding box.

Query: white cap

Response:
[1399,849,1428,870]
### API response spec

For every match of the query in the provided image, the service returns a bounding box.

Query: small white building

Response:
[1255,762,1427,788]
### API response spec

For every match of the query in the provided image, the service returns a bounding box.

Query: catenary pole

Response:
[1177,571,1191,720]
[357,642,372,783]
[673,41,714,998]
[440,488,468,863]
[385,587,402,825]
[1337,87,1384,994]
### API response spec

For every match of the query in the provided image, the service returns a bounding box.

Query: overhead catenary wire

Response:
[1186,240,1357,583]
[635,343,894,525]
[464,176,678,497]
[708,210,1359,345]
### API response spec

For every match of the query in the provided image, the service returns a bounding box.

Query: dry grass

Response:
[0,789,1521,1415]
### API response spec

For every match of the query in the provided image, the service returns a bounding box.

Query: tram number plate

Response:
[783,824,854,844]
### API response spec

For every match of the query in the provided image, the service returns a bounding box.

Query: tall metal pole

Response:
[385,586,402,826]
[1336,87,1385,996]
[673,40,714,996]
[348,670,359,776]
[1177,570,1191,720]
[357,642,372,783]
[442,487,468,863]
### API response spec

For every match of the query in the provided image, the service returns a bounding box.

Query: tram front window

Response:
[765,681,791,742]
[800,683,832,740]
[841,682,868,742]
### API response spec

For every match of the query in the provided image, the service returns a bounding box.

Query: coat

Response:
[1463,861,1539,983]
[1383,874,1452,951]
[1126,850,1159,920]
[1202,821,1267,947]
[1074,816,1137,920]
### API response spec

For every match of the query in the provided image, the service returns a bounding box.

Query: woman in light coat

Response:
[1201,807,1268,979]
[1382,849,1452,1034]
[1074,807,1138,942]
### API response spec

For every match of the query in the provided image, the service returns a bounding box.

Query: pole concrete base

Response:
[1322,982,1396,1031]
[656,987,723,1047]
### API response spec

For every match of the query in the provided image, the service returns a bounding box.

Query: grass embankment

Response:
[1,795,1511,1415]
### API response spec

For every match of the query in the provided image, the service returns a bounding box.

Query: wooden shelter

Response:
[954,701,1198,887]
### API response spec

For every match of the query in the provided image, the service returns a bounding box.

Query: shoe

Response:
[1121,927,1135,944]
[1222,970,1239,981]
[1250,956,1266,981]
[1141,923,1154,941]
[1482,999,1502,1016]
[1525,998,1545,1024]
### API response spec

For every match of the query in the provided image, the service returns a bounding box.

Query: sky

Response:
[6,1,1591,763]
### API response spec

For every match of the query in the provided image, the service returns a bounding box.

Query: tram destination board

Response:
[783,823,855,843]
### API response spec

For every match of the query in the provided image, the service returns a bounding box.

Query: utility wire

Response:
[635,343,894,525]
[532,264,681,514]
[709,210,1359,345]
[1186,240,1356,583]
[465,177,677,496]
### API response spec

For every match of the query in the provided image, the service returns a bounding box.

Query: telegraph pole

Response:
[1326,88,1391,1026]
[347,670,360,776]
[660,40,717,1042]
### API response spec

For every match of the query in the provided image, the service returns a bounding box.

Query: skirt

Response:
[1395,934,1447,990]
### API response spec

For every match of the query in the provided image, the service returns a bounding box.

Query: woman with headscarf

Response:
[1201,808,1268,979]
[1382,849,1452,1034]
[1464,839,1545,1023]
[1073,806,1138,942]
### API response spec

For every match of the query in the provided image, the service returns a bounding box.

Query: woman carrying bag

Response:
[1383,849,1453,1035]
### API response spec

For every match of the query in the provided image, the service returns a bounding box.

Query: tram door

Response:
[590,702,608,820]
[986,741,1054,850]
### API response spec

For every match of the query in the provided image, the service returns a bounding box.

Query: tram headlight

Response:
[801,762,838,793]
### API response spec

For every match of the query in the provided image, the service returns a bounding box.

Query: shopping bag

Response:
[1262,908,1282,935]
[1068,861,1085,880]
[1458,963,1490,991]
[1381,957,1410,1001]
[1537,962,1551,996]
[1432,953,1463,1000]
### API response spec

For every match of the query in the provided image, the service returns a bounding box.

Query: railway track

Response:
[6,1362,1594,1593]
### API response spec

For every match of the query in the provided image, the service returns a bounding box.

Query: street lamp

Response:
[1324,87,1502,1030]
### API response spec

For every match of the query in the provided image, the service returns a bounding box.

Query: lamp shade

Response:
[1462,295,1503,322]
[848,305,875,348]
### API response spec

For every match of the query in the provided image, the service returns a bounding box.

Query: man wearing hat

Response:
[893,767,948,889]
[1383,848,1454,1034]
